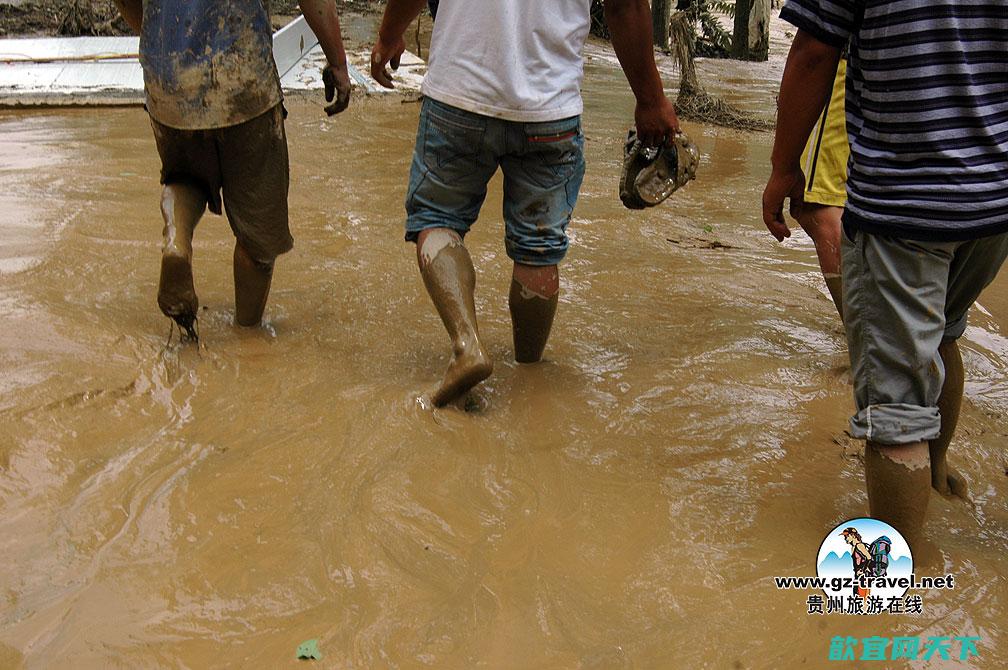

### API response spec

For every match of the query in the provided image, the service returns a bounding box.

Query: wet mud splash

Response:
[1,58,1007,668]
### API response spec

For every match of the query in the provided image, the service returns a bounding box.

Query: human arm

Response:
[604,0,680,147]
[762,30,840,241]
[370,0,427,88]
[112,0,142,34]
[299,0,351,115]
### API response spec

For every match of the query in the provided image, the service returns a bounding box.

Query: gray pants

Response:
[842,229,1008,445]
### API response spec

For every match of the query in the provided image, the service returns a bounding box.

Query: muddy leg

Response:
[865,441,930,544]
[417,228,493,406]
[509,263,558,363]
[233,242,274,327]
[158,183,205,335]
[798,204,843,321]
[930,338,968,499]
[823,275,843,323]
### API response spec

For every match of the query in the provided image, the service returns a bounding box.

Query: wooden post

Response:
[732,0,771,61]
[732,0,751,59]
[652,0,672,49]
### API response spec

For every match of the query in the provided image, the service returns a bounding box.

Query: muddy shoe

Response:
[158,253,199,339]
[619,130,653,210]
[619,129,699,209]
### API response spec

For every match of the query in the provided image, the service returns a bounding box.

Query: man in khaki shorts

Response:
[764,0,1008,543]
[113,0,352,336]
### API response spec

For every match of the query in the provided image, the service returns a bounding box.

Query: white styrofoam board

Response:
[0,16,424,106]
[280,46,425,95]
[273,14,317,79]
[0,36,139,62]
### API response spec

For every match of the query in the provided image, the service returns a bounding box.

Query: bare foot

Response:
[158,251,199,339]
[430,342,493,407]
[932,463,970,501]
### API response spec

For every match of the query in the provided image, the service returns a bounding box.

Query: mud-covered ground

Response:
[0,1,128,37]
[3,80,1006,666]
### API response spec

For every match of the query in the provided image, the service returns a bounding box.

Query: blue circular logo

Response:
[816,517,913,600]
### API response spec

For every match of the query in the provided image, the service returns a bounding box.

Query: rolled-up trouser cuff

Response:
[504,237,568,266]
[848,403,941,445]
[405,217,471,244]
[943,313,968,341]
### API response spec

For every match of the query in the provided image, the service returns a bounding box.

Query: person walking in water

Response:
[371,0,680,406]
[795,56,848,321]
[763,0,1008,543]
[113,0,352,336]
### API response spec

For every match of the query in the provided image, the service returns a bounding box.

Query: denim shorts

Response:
[842,228,1008,445]
[405,97,586,266]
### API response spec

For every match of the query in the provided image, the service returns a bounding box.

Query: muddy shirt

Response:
[781,0,1008,241]
[139,1,282,130]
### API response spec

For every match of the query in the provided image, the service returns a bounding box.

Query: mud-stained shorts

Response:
[842,228,1008,445]
[405,97,586,266]
[150,103,292,262]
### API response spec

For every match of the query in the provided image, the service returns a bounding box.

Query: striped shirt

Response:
[781,0,1008,240]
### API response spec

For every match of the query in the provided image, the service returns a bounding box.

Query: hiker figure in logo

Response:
[842,527,890,598]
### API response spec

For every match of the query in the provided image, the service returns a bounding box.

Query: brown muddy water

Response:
[1,58,1007,669]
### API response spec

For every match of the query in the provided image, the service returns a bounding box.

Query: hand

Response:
[634,95,680,148]
[370,33,405,89]
[322,63,351,116]
[762,167,806,241]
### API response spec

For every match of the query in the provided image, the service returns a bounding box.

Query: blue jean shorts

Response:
[405,97,586,266]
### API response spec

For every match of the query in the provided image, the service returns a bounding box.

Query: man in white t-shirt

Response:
[372,0,679,407]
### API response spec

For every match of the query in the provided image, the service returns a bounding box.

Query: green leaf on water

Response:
[296,639,323,660]
[703,224,714,233]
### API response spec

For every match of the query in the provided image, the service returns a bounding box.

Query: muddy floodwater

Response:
[1,54,1007,669]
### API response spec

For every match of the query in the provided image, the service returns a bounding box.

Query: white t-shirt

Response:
[422,0,592,122]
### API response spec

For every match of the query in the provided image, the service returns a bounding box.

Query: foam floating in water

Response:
[296,639,323,661]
